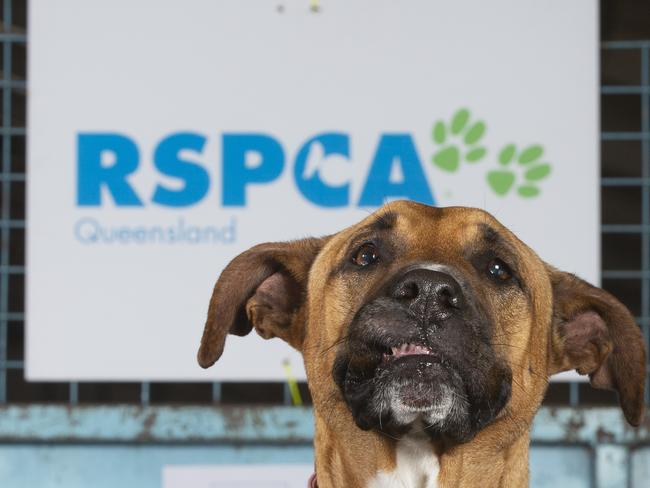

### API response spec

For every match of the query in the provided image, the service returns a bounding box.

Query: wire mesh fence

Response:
[0,0,648,409]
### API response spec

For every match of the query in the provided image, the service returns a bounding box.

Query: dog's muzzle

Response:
[333,266,512,444]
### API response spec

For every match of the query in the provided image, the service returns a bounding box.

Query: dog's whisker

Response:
[508,361,551,383]
[490,342,529,351]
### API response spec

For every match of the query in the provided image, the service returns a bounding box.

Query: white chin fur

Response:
[384,383,456,426]
[367,431,441,488]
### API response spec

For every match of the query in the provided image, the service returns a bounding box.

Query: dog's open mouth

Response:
[381,343,434,362]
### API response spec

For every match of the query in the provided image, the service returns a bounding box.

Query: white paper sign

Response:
[27,0,598,380]
[162,465,314,488]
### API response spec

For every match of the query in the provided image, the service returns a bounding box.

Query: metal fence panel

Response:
[0,1,649,487]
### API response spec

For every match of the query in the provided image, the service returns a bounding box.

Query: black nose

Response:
[388,268,464,318]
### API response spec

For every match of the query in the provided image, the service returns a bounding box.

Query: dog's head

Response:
[198,201,646,444]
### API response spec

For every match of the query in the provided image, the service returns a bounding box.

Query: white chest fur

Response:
[368,435,440,488]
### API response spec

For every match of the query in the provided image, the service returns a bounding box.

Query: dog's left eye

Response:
[487,258,512,282]
[352,243,379,267]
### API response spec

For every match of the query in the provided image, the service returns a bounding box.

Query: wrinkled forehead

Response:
[323,201,518,261]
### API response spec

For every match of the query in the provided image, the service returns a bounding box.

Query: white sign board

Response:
[27,0,598,380]
[162,465,314,488]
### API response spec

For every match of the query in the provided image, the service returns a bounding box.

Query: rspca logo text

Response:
[76,132,436,209]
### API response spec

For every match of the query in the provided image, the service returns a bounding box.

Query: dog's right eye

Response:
[352,243,379,267]
[487,258,512,283]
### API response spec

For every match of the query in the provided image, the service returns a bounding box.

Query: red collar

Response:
[308,473,318,487]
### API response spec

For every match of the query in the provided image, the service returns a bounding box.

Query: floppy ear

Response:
[549,269,646,426]
[197,237,326,369]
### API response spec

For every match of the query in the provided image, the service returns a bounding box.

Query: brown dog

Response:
[198,201,646,488]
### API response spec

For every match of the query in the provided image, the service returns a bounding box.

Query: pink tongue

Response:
[391,343,431,357]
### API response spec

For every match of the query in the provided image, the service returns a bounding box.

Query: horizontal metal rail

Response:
[0,406,647,445]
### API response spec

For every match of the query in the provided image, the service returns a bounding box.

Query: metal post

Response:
[594,445,629,488]
[639,45,650,404]
[0,0,14,404]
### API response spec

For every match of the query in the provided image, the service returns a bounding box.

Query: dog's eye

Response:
[487,258,512,282]
[352,243,379,267]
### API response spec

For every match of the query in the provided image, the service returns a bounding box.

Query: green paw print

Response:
[431,109,487,172]
[487,144,552,197]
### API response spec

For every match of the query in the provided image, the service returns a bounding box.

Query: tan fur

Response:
[198,200,646,487]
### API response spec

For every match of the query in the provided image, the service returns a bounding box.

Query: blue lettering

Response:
[222,134,284,206]
[151,133,209,207]
[77,133,143,206]
[294,133,350,207]
[358,134,435,207]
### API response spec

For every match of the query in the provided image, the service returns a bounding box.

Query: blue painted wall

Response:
[0,406,648,487]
